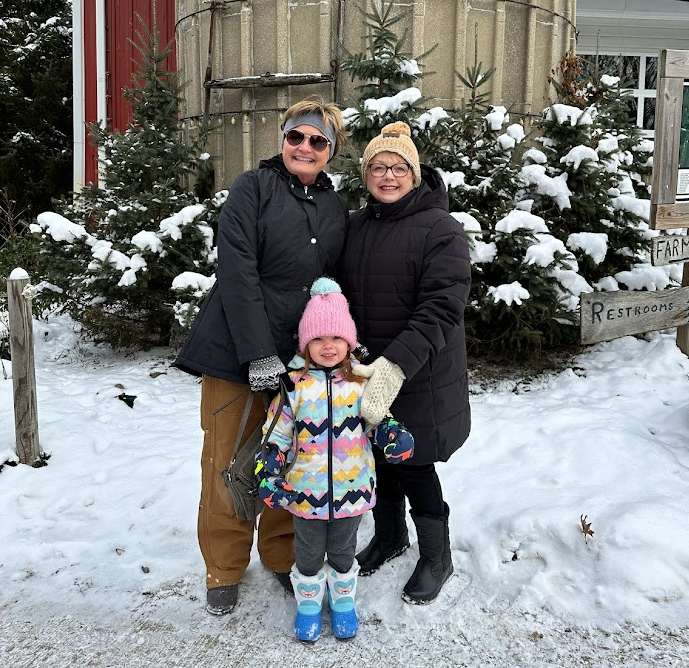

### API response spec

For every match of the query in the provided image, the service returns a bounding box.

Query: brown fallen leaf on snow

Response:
[580,514,594,544]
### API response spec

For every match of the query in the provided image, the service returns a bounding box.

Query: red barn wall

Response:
[106,0,177,133]
[83,1,99,185]
[81,0,176,185]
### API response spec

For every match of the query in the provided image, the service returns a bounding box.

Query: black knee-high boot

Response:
[402,502,453,604]
[356,496,410,576]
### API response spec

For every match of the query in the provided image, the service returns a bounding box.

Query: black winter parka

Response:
[175,155,348,382]
[339,166,471,465]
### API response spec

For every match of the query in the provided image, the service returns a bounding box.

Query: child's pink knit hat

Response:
[298,277,357,352]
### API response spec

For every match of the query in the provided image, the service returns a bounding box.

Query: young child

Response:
[255,277,413,642]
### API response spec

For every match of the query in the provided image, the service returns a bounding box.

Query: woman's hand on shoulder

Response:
[248,355,287,392]
[353,357,405,424]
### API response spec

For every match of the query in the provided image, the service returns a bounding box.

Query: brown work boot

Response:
[206,584,238,615]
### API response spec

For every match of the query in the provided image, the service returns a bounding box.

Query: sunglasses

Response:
[284,129,331,153]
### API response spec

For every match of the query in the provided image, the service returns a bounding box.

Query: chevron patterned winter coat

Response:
[263,359,376,521]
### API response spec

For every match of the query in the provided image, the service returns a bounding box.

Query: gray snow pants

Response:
[293,515,363,576]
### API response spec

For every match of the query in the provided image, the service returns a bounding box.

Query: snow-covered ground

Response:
[1,316,688,667]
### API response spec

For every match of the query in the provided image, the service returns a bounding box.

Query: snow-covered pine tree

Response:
[336,29,658,353]
[0,0,72,229]
[339,0,425,100]
[421,56,581,352]
[562,53,653,200]
[525,53,658,294]
[336,10,581,352]
[335,0,431,208]
[30,25,221,348]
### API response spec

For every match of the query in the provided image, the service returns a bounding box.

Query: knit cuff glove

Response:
[353,356,406,424]
[248,355,286,392]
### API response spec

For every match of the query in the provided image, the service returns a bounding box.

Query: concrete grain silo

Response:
[175,0,576,188]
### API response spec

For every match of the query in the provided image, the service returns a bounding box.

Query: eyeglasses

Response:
[367,163,410,177]
[284,129,331,153]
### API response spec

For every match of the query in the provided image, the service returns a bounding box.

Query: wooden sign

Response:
[651,234,689,265]
[651,202,689,230]
[580,287,689,345]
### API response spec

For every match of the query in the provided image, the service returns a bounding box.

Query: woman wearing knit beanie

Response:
[339,121,472,605]
[254,277,413,641]
[174,96,349,617]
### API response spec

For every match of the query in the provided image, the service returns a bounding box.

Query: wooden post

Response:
[649,50,689,354]
[677,262,689,354]
[7,269,40,465]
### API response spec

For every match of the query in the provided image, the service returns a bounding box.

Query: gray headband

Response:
[282,112,337,160]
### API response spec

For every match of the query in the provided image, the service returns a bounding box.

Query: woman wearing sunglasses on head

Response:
[339,122,472,604]
[175,96,349,616]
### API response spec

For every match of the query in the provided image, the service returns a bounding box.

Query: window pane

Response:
[680,87,689,168]
[643,98,655,131]
[593,55,622,78]
[645,57,658,90]
[579,55,641,86]
[627,97,638,125]
[620,56,641,87]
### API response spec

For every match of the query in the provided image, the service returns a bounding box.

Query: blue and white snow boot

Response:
[327,560,359,640]
[290,565,327,643]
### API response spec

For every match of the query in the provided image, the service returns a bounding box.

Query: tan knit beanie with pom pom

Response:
[361,121,421,188]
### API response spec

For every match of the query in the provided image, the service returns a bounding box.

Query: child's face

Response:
[307,336,349,368]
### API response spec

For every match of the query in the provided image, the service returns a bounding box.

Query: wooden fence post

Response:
[7,268,40,465]
[650,51,689,355]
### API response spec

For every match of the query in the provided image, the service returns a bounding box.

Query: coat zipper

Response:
[297,185,320,282]
[326,368,334,522]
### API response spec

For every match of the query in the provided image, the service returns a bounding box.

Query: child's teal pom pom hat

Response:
[310,276,341,296]
[298,277,357,352]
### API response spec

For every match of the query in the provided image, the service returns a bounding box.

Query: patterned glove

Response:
[255,445,298,508]
[374,416,415,464]
[248,355,286,392]
[257,474,298,509]
[353,342,369,361]
[353,356,406,424]
[260,445,289,476]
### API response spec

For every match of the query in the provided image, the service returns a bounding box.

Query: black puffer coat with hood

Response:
[339,165,471,465]
[175,155,348,382]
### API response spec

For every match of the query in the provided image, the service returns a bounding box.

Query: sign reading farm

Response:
[651,235,689,265]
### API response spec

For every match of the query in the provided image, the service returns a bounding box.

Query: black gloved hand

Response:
[373,416,415,464]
